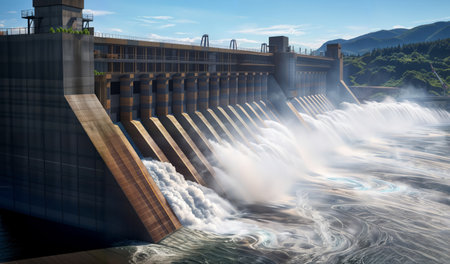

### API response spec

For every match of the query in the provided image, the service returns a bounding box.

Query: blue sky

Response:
[1,0,449,49]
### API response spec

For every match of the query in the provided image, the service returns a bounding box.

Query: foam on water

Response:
[143,159,254,235]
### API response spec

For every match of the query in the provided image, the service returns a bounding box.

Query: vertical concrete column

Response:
[301,72,305,96]
[326,43,343,87]
[140,73,153,119]
[209,73,220,108]
[306,72,310,96]
[311,72,317,94]
[314,72,319,94]
[254,73,262,101]
[319,73,323,94]
[229,73,238,105]
[185,73,198,114]
[295,72,301,98]
[120,74,134,122]
[261,73,268,101]
[301,72,307,97]
[238,73,247,104]
[172,73,185,115]
[197,73,210,111]
[105,74,112,116]
[306,72,311,96]
[318,72,322,94]
[246,73,255,103]
[315,73,318,95]
[156,73,170,117]
[219,73,230,107]
[298,72,303,97]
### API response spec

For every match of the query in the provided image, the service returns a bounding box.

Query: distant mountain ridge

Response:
[317,21,450,55]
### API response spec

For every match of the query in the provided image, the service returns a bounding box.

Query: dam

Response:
[1,1,449,263]
[0,0,358,243]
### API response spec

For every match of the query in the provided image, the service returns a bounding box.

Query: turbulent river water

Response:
[136,99,450,264]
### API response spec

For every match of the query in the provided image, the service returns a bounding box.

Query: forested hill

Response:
[317,21,450,55]
[344,38,450,96]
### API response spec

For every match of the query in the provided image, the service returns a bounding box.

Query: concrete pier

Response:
[142,117,205,185]
[238,73,247,105]
[156,74,170,116]
[175,113,218,162]
[191,111,223,143]
[219,74,230,106]
[229,73,238,105]
[172,74,185,115]
[185,73,198,114]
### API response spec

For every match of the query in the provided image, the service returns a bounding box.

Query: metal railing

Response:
[0,25,90,36]
[295,47,326,57]
[94,32,262,53]
[94,52,240,63]
[82,13,94,21]
[21,9,35,18]
[0,27,35,36]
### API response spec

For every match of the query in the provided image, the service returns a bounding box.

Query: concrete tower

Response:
[326,43,360,104]
[325,43,343,83]
[32,0,86,33]
[269,36,297,98]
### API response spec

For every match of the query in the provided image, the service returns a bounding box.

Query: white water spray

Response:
[143,159,253,234]
[303,99,449,143]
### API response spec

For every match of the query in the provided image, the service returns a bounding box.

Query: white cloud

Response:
[210,38,259,45]
[8,11,17,14]
[136,17,159,24]
[147,33,201,44]
[84,9,115,16]
[234,25,305,36]
[0,24,4,28]
[160,23,175,29]
[140,16,197,24]
[291,39,328,50]
[235,38,259,44]
[109,28,123,33]
[392,25,406,29]
[174,19,198,24]
[144,16,173,20]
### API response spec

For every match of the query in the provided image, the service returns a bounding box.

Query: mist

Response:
[210,99,449,204]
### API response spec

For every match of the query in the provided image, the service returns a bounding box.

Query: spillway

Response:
[134,100,450,264]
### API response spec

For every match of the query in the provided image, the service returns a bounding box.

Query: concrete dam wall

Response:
[0,0,359,243]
